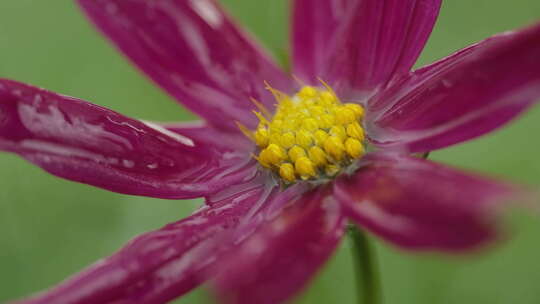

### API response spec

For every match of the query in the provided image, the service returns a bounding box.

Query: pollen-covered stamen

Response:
[244,84,366,183]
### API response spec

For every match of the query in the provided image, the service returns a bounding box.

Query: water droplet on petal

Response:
[147,163,159,170]
[122,159,135,168]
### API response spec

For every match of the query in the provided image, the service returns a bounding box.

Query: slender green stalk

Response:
[348,225,382,304]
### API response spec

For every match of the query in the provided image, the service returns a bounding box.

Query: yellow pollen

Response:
[345,103,365,119]
[345,138,364,158]
[319,114,335,128]
[346,122,365,140]
[325,164,341,176]
[308,146,327,166]
[265,144,286,164]
[313,130,329,146]
[253,111,269,125]
[320,91,336,103]
[268,133,281,146]
[296,130,313,148]
[329,125,347,141]
[243,83,366,183]
[280,132,296,149]
[254,128,269,147]
[295,157,316,179]
[302,118,319,131]
[288,145,306,162]
[335,108,356,125]
[324,136,345,160]
[257,149,272,168]
[279,163,296,182]
[298,86,318,99]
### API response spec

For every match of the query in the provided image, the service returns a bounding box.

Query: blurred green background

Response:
[1,1,539,303]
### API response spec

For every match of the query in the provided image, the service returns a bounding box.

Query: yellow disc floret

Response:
[243,83,367,184]
[279,163,296,182]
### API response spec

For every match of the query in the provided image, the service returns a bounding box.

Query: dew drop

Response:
[147,163,159,170]
[122,159,135,168]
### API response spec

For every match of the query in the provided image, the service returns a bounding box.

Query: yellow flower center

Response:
[239,83,366,184]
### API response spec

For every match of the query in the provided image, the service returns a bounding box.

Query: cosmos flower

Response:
[2,0,540,303]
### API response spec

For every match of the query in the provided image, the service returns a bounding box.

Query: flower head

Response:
[2,1,540,304]
[243,83,366,183]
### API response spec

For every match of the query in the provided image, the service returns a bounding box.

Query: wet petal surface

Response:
[292,0,441,99]
[367,23,540,153]
[214,185,345,304]
[165,121,253,153]
[291,0,357,85]
[334,155,520,251]
[78,0,293,130]
[16,175,274,304]
[0,79,255,199]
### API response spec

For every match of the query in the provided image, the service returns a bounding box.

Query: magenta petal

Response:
[334,155,521,251]
[303,0,441,99]
[291,0,357,85]
[0,79,256,199]
[77,0,293,131]
[165,121,253,153]
[95,175,282,304]
[214,186,346,304]
[367,22,540,153]
[16,177,273,304]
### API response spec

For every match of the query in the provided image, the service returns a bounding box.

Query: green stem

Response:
[349,225,382,304]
